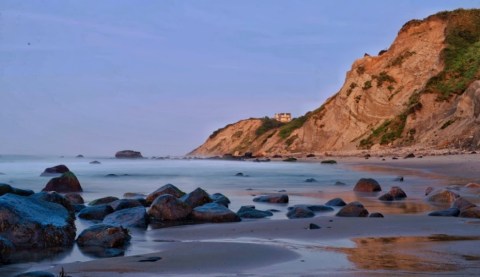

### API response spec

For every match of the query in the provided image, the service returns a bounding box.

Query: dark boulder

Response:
[283,157,297,162]
[353,178,382,192]
[334,181,347,186]
[77,224,130,248]
[286,206,315,219]
[0,194,76,252]
[42,172,82,193]
[210,193,231,207]
[115,150,143,159]
[40,164,70,176]
[235,172,244,176]
[325,198,346,207]
[321,160,337,164]
[237,206,273,218]
[76,155,84,158]
[369,213,384,218]
[428,208,460,217]
[253,194,289,204]
[404,153,415,159]
[308,223,320,229]
[379,186,407,201]
[426,189,459,204]
[180,187,212,208]
[89,196,119,206]
[191,203,240,223]
[0,184,33,197]
[305,178,317,183]
[103,207,149,229]
[64,193,84,204]
[148,194,192,221]
[78,204,114,221]
[146,184,185,205]
[459,207,480,218]
[336,201,369,217]
[109,199,143,211]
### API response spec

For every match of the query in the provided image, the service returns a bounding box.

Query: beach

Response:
[1,154,480,276]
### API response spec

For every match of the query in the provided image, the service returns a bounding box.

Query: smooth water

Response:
[0,155,434,274]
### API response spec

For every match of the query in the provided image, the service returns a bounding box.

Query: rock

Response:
[325,198,347,206]
[105,174,118,177]
[210,193,231,207]
[459,207,480,218]
[394,176,404,182]
[42,172,83,193]
[253,194,289,204]
[14,271,55,277]
[336,201,369,217]
[115,150,143,159]
[78,204,114,221]
[425,186,434,196]
[321,160,337,164]
[148,194,192,221]
[379,186,407,201]
[334,181,347,186]
[77,224,130,248]
[123,192,146,199]
[11,187,34,196]
[31,192,76,217]
[180,187,212,208]
[89,160,101,164]
[235,172,244,176]
[465,183,480,189]
[0,184,33,197]
[283,157,297,162]
[64,193,84,204]
[428,208,460,217]
[353,178,382,192]
[76,155,84,158]
[191,203,240,223]
[74,204,86,213]
[286,206,315,219]
[236,206,273,218]
[90,196,119,206]
[426,189,459,204]
[0,194,76,251]
[305,205,334,212]
[109,199,143,211]
[103,207,149,229]
[404,153,415,159]
[40,164,70,176]
[304,178,317,182]
[451,197,476,211]
[146,184,185,205]
[308,223,320,229]
[369,212,384,218]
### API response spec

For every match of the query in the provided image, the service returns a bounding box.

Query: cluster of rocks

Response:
[426,186,480,218]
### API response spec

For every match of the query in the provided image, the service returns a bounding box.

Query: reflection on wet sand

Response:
[328,234,480,273]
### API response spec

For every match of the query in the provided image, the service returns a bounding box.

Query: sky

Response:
[1,1,479,157]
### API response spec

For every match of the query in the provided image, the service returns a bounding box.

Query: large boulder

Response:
[426,189,459,204]
[76,224,130,248]
[42,172,82,193]
[353,178,382,192]
[40,164,70,176]
[286,206,315,219]
[379,186,407,201]
[180,188,212,208]
[145,184,185,205]
[78,204,114,221]
[103,207,149,229]
[336,201,369,217]
[236,206,273,218]
[0,194,76,253]
[192,203,240,223]
[253,194,289,204]
[115,150,143,159]
[109,199,143,211]
[148,194,192,221]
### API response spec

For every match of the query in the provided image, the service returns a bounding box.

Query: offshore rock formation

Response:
[190,9,480,157]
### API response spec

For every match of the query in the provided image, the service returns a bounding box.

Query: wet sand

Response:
[12,154,480,276]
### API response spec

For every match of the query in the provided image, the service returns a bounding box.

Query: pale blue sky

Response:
[1,1,478,156]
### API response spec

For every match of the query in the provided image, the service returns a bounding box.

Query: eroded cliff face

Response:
[190,10,480,157]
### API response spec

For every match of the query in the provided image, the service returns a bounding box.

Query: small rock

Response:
[192,203,240,223]
[253,194,289,204]
[210,193,231,207]
[306,154,315,158]
[336,201,369,217]
[77,224,130,248]
[325,198,346,207]
[180,187,212,208]
[103,206,149,229]
[115,150,143,159]
[90,196,119,206]
[305,178,317,183]
[78,204,114,221]
[235,172,244,176]
[286,206,314,219]
[334,181,347,186]
[379,186,407,201]
[404,153,415,159]
[321,160,337,164]
[146,184,186,205]
[428,208,460,217]
[353,178,382,192]
[369,212,384,218]
[237,206,273,218]
[76,155,84,158]
[283,157,297,162]
[308,223,320,229]
[89,160,101,164]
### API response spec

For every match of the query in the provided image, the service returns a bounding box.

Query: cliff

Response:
[190,9,480,157]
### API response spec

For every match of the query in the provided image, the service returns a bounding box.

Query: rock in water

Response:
[77,224,130,248]
[336,201,369,217]
[286,206,315,219]
[192,203,240,223]
[426,189,459,204]
[78,205,114,221]
[325,198,347,207]
[64,193,84,205]
[353,178,382,192]
[90,196,119,206]
[40,164,70,176]
[145,184,185,205]
[103,207,149,229]
[42,171,83,193]
[253,194,289,204]
[236,206,273,218]
[115,150,143,159]
[0,194,76,255]
[379,186,407,201]
[180,187,212,208]
[148,194,192,221]
[428,208,460,217]
[109,199,143,211]
[210,193,231,207]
